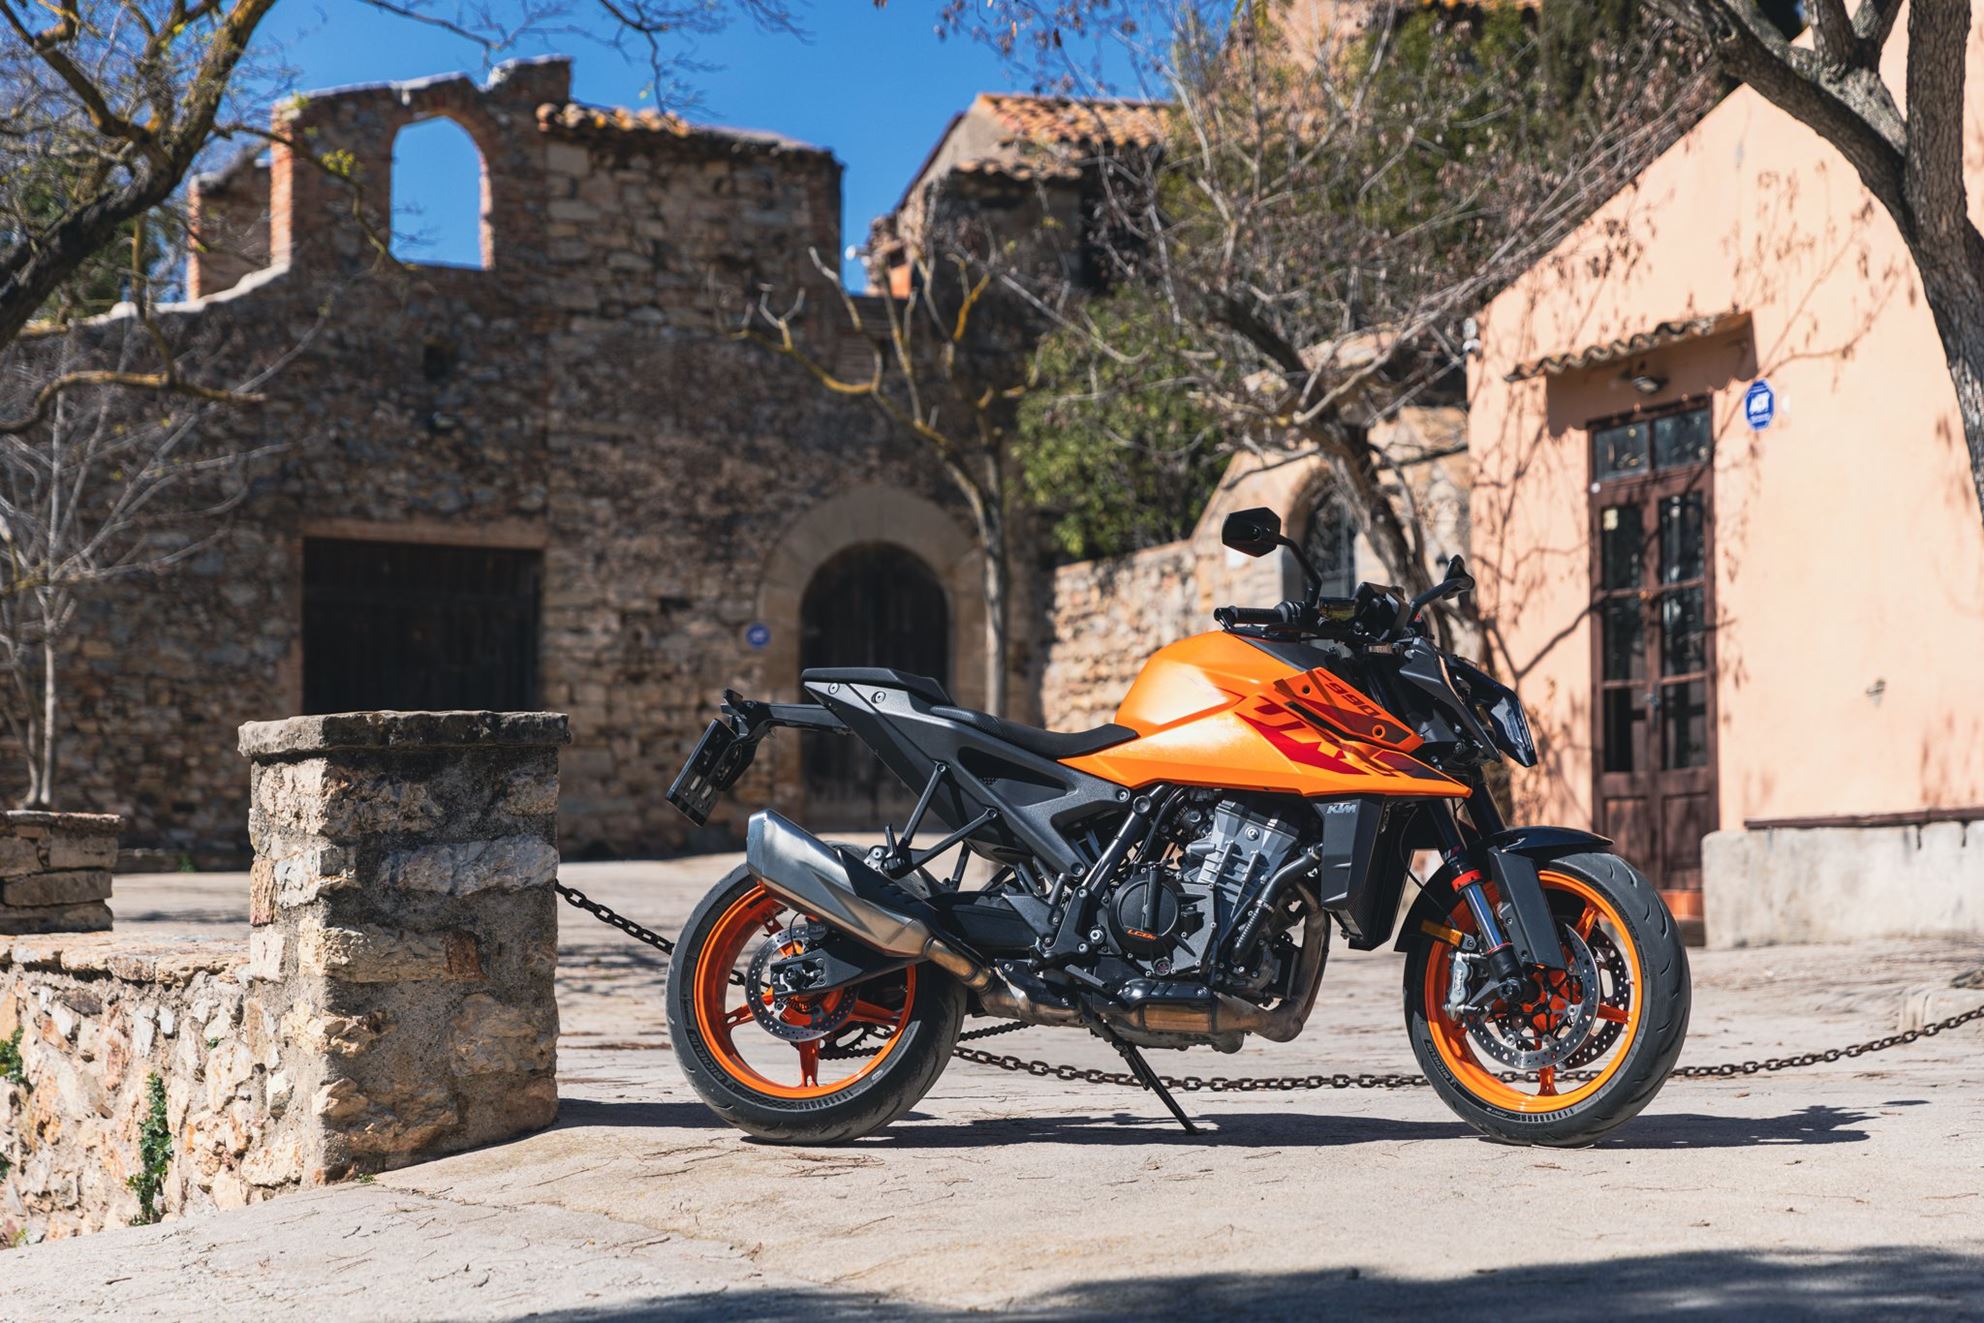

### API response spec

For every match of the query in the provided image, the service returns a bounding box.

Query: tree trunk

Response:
[980,498,1010,719]
[35,632,55,810]
[1914,260,1984,531]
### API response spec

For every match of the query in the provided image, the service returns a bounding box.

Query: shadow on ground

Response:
[553,1099,1879,1150]
[531,1245,1984,1320]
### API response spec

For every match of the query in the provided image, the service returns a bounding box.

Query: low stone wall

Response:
[0,710,567,1243]
[0,812,120,935]
[1039,542,1203,730]
[0,935,285,1237]
[1703,819,1984,948]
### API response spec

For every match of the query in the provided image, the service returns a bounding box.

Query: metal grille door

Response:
[799,544,950,824]
[302,538,542,715]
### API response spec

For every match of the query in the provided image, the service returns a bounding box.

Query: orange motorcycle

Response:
[664,507,1690,1145]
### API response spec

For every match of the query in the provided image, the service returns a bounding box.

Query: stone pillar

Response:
[238,711,568,1180]
[0,812,120,935]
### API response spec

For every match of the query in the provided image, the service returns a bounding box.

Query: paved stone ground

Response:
[5,859,1982,1320]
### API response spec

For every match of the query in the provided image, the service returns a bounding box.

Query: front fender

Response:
[1392,826,1610,963]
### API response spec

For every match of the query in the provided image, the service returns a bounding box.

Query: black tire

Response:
[1403,852,1690,1147]
[667,866,965,1144]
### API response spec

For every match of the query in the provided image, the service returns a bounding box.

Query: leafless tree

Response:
[1048,2,1711,647]
[1655,0,1984,530]
[733,241,1068,719]
[0,310,295,805]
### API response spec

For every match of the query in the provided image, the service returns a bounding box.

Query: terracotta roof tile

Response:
[976,93,1167,149]
[535,102,822,154]
[1504,312,1748,382]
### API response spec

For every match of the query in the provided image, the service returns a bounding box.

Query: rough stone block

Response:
[0,902,112,936]
[45,834,119,870]
[0,837,42,877]
[298,925,459,984]
[3,870,113,909]
[379,836,558,896]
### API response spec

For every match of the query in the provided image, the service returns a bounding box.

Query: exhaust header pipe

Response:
[745,810,990,990]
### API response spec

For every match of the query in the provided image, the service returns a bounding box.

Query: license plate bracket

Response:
[666,719,759,826]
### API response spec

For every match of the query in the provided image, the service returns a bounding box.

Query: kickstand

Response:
[1099,1028,1200,1134]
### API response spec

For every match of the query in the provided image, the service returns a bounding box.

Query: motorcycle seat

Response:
[930,705,1136,760]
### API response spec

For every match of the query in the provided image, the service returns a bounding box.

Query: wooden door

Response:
[1589,404,1719,904]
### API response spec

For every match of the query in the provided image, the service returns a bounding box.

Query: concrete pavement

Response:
[3,859,1980,1320]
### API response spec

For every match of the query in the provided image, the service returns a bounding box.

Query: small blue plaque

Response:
[1743,379,1776,431]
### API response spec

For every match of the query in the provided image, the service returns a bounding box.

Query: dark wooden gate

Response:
[800,543,950,824]
[1588,403,1719,911]
[302,538,542,715]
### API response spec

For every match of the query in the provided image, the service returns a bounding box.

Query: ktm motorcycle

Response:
[664,507,1690,1146]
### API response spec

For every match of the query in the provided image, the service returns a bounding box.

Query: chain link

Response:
[954,1002,1984,1091]
[554,884,1984,1091]
[555,881,747,986]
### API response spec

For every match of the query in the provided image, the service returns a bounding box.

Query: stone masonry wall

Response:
[1039,542,1203,731]
[240,711,566,1177]
[0,813,120,935]
[0,710,566,1242]
[0,936,278,1239]
[7,57,993,863]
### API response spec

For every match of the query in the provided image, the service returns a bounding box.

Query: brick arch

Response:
[756,485,986,712]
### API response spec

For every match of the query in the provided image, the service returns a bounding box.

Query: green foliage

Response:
[127,1073,171,1227]
[1017,289,1228,562]
[0,1027,24,1089]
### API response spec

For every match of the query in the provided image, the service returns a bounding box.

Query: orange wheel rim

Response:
[1423,869,1645,1115]
[692,884,918,1101]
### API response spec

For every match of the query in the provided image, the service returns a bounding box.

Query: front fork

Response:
[1432,793,1526,1006]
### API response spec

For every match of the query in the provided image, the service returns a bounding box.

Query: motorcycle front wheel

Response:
[1402,852,1690,1147]
[667,865,964,1144]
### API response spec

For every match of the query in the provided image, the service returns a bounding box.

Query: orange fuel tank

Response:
[1061,631,1467,799]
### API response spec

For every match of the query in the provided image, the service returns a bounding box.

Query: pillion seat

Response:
[799,667,1135,761]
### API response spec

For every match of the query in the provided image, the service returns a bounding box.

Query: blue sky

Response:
[255,3,1134,285]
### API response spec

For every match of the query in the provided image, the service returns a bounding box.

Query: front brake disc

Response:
[1468,924,1601,1072]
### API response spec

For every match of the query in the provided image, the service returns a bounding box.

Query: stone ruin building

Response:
[20,57,1468,866]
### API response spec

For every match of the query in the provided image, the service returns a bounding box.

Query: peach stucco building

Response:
[1468,38,1984,945]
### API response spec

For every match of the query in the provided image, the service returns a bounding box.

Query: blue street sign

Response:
[744,622,772,650]
[1743,379,1776,431]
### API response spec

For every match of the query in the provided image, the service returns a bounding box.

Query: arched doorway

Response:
[799,543,951,823]
[1298,485,1358,598]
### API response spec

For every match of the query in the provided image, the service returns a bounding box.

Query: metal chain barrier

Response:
[954,1002,1984,1091]
[556,883,1984,1090]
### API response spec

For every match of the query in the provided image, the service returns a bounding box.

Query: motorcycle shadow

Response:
[871,1110,1473,1148]
[1595,1104,1878,1149]
[551,1100,1883,1150]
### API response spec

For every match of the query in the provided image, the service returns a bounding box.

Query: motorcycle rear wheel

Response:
[667,866,964,1144]
[1403,851,1689,1147]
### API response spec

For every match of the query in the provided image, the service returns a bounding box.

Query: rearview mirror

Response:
[1443,554,1475,594]
[1221,507,1284,558]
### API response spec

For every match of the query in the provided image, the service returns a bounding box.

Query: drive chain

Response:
[555,884,1984,1090]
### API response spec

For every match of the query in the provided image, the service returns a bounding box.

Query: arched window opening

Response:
[1300,488,1358,599]
[391,117,489,269]
[799,543,950,824]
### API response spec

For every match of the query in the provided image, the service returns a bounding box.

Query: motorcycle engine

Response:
[1103,797,1305,978]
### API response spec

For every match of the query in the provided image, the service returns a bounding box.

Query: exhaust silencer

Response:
[745,810,991,990]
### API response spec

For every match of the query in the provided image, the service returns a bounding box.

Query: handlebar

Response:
[1214,597,1359,633]
[1214,603,1293,628]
